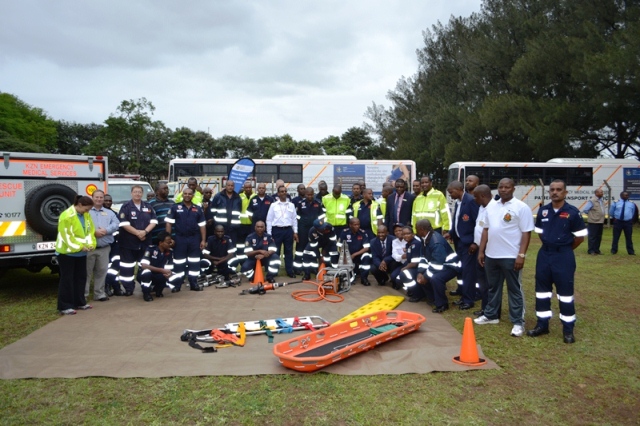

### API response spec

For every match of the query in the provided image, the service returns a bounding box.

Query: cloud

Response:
[0,0,482,141]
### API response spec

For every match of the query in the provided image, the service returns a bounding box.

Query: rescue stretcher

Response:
[273,310,426,372]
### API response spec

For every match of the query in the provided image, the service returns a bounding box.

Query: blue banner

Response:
[228,158,256,193]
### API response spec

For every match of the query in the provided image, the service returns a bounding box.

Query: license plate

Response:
[37,242,56,250]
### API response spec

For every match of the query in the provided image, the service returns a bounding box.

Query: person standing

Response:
[56,196,96,315]
[85,190,120,302]
[475,178,534,338]
[351,188,384,241]
[412,176,450,234]
[377,184,393,218]
[291,184,307,209]
[118,185,158,296]
[266,185,299,278]
[471,185,496,317]
[581,188,605,255]
[322,184,352,236]
[350,183,363,207]
[609,191,638,255]
[527,180,587,344]
[412,180,422,198]
[294,187,324,274]
[149,182,175,244]
[316,180,329,201]
[201,187,214,239]
[211,180,242,251]
[444,181,479,311]
[385,179,415,228]
[103,194,123,296]
[238,181,256,257]
[174,177,203,205]
[247,183,274,231]
[165,188,207,294]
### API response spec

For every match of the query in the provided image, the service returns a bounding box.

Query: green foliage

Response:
[0,92,57,151]
[0,130,47,153]
[366,0,640,182]
[55,120,102,155]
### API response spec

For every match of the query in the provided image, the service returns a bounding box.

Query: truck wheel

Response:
[24,184,77,237]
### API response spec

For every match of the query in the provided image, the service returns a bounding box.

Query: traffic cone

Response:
[453,317,487,366]
[317,261,326,281]
[252,258,265,284]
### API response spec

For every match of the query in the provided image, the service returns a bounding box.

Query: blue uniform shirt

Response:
[535,202,587,247]
[118,200,158,250]
[338,229,370,254]
[247,196,274,226]
[165,203,206,237]
[244,232,277,255]
[141,245,174,269]
[204,234,236,258]
[297,199,325,229]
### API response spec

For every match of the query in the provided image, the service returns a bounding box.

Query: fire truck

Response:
[0,152,108,273]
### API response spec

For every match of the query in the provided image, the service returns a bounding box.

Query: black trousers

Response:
[57,254,88,311]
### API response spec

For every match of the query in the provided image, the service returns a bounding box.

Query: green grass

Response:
[1,227,639,425]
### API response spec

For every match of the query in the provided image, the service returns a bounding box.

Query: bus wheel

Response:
[25,184,77,237]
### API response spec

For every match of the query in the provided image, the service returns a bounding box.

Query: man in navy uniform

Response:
[241,221,280,283]
[247,183,274,231]
[338,218,372,285]
[528,180,587,344]
[370,225,395,286]
[302,219,339,280]
[165,188,207,292]
[138,231,181,301]
[444,180,479,310]
[294,187,325,274]
[118,185,158,296]
[211,180,242,251]
[202,225,236,280]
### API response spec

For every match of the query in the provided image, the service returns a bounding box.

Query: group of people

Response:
[55,174,637,346]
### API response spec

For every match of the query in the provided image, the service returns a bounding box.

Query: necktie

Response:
[382,240,386,253]
[454,201,460,234]
[396,194,402,222]
[620,200,626,221]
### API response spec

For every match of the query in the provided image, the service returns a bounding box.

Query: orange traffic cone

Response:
[317,262,326,281]
[453,317,487,366]
[252,258,265,284]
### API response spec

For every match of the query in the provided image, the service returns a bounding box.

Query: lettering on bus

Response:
[22,163,78,177]
[534,189,590,201]
[0,182,23,198]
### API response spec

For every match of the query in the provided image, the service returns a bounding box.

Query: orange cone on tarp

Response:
[252,258,265,284]
[453,317,487,367]
[317,262,326,281]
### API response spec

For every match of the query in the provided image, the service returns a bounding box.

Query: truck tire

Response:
[24,184,77,237]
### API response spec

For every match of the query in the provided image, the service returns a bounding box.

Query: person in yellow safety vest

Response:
[174,177,203,205]
[352,188,384,240]
[238,181,256,258]
[412,176,451,234]
[377,184,393,218]
[322,184,352,237]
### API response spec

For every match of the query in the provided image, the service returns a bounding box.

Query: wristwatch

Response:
[518,253,526,258]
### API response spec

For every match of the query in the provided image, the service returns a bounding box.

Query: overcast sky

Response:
[1,0,481,142]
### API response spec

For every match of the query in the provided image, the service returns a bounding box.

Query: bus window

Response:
[447,165,460,184]
[567,167,593,186]
[176,165,197,178]
[256,164,278,183]
[519,167,544,185]
[202,164,229,176]
[544,167,568,184]
[279,164,303,183]
[466,167,489,186]
[488,167,514,189]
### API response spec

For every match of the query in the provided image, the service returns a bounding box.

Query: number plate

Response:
[37,242,56,250]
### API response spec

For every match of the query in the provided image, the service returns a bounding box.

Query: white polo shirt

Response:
[483,197,534,258]
[474,199,496,246]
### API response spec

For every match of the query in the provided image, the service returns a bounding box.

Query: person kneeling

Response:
[241,221,280,283]
[138,231,181,302]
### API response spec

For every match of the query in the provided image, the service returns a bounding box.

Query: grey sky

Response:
[1,0,481,141]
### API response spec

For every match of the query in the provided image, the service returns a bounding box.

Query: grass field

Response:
[1,228,639,425]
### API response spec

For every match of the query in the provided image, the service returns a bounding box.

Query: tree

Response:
[55,121,103,155]
[0,92,57,151]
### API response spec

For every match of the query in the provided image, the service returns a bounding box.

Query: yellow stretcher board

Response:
[334,295,405,324]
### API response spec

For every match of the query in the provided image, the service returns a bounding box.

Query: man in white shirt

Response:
[266,185,299,278]
[475,178,534,338]
[472,185,496,317]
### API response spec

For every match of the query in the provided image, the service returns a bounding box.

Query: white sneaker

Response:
[76,304,93,310]
[511,325,524,337]
[60,309,76,315]
[474,315,499,325]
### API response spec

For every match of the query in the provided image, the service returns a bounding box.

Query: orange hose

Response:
[291,279,344,303]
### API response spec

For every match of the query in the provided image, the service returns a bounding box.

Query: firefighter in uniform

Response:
[412,176,451,234]
[118,185,158,296]
[351,188,383,240]
[322,184,351,236]
[165,188,207,292]
[294,187,325,274]
[210,180,242,252]
[241,221,280,283]
[302,219,339,280]
[338,218,372,285]
[202,225,237,279]
[528,180,586,344]
[138,231,182,301]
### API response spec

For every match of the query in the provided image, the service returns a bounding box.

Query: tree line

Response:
[2,0,638,184]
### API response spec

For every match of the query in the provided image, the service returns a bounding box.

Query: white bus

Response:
[447,158,640,214]
[168,156,416,197]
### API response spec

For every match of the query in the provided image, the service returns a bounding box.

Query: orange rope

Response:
[291,279,345,303]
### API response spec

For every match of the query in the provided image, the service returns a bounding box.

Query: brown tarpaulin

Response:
[0,280,497,378]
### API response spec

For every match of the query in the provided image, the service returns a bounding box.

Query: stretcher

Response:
[334,295,405,323]
[273,310,425,372]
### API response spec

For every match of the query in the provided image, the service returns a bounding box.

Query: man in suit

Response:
[385,179,415,228]
[370,225,396,286]
[444,181,480,310]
